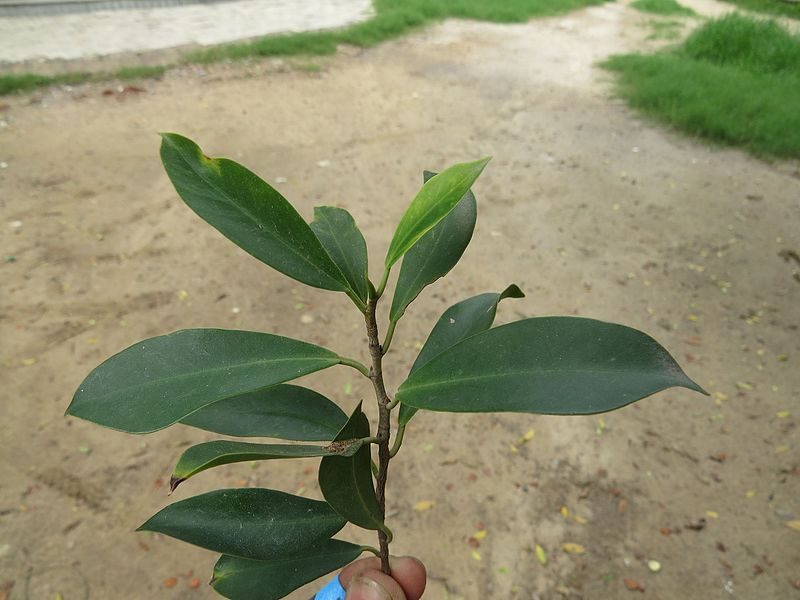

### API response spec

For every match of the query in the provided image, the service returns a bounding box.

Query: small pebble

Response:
[648,560,662,573]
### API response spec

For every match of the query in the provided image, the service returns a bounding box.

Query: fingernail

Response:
[346,576,392,600]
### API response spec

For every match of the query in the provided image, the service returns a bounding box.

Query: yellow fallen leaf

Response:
[745,490,757,499]
[562,543,585,554]
[510,444,519,454]
[786,520,800,531]
[518,429,535,444]
[560,506,569,518]
[735,381,753,391]
[573,515,588,525]
[177,289,188,301]
[471,550,482,561]
[714,391,729,402]
[687,314,699,322]
[473,530,488,541]
[776,411,791,419]
[21,357,37,366]
[535,544,548,565]
[774,446,789,455]
[706,510,719,519]
[413,500,433,512]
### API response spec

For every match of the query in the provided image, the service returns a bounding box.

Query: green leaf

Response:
[160,133,350,293]
[211,540,364,600]
[389,171,477,322]
[319,404,385,533]
[67,329,340,434]
[170,439,365,491]
[181,384,347,441]
[396,317,707,415]
[138,488,345,560]
[399,285,524,426]
[310,206,369,305]
[384,157,490,268]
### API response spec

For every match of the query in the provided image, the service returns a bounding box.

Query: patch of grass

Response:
[602,14,800,158]
[188,0,609,62]
[114,65,168,80]
[0,64,167,95]
[647,19,685,40]
[631,0,696,17]
[719,0,800,19]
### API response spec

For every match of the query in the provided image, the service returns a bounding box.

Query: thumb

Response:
[346,571,407,600]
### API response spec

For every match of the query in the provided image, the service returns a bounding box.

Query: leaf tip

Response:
[500,284,525,300]
[168,476,185,494]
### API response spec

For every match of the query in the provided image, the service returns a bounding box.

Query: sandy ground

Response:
[1,1,799,599]
[0,0,372,63]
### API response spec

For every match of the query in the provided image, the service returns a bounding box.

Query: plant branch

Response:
[364,294,392,575]
[338,356,371,378]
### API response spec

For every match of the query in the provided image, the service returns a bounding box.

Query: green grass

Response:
[631,0,696,17]
[603,14,800,158]
[647,19,686,40]
[0,64,167,95]
[1,0,608,94]
[187,0,609,62]
[719,0,800,19]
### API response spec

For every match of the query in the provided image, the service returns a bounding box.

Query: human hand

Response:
[318,555,426,600]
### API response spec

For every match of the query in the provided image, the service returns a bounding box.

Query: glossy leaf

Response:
[310,206,369,305]
[181,384,347,441]
[399,285,524,426]
[389,171,477,322]
[138,488,345,560]
[67,329,340,433]
[211,540,364,600]
[160,133,350,292]
[319,404,386,533]
[384,157,490,268]
[397,317,707,415]
[170,439,365,491]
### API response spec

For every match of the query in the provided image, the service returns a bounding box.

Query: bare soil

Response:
[1,2,799,599]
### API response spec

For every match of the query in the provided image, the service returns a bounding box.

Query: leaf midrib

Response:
[400,365,679,395]
[81,355,338,403]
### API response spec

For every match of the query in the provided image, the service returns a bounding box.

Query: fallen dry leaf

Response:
[163,577,178,588]
[624,578,645,593]
[413,500,433,512]
[562,543,585,554]
[535,544,548,565]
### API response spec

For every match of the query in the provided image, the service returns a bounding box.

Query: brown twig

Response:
[364,295,392,575]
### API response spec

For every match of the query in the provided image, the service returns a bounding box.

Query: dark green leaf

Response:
[319,404,385,533]
[211,540,364,600]
[384,157,490,268]
[181,384,347,441]
[170,439,365,491]
[67,329,340,434]
[399,285,524,426]
[397,317,707,415]
[389,171,477,322]
[138,488,345,560]
[310,206,369,305]
[160,133,349,292]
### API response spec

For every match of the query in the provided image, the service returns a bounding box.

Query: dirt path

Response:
[1,2,798,599]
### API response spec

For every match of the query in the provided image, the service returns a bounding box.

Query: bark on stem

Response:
[364,296,392,575]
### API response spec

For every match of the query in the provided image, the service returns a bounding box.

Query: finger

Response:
[346,569,406,600]
[340,556,426,600]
